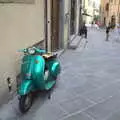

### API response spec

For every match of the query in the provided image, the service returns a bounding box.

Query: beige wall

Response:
[64,0,70,48]
[0,0,45,93]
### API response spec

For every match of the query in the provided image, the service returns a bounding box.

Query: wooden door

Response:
[51,0,60,51]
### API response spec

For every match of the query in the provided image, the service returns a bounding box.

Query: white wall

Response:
[0,0,45,93]
[83,0,94,24]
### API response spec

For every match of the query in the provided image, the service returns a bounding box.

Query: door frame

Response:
[50,0,60,52]
[44,0,65,52]
[44,0,48,52]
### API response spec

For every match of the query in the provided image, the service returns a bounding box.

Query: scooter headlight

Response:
[28,48,35,54]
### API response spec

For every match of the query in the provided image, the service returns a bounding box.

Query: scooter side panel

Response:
[46,60,61,78]
[32,56,45,90]
[21,55,33,80]
[21,55,46,90]
[18,80,33,95]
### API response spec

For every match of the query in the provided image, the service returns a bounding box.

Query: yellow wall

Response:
[0,0,45,93]
[100,0,120,25]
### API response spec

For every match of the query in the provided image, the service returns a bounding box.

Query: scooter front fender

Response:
[18,80,33,95]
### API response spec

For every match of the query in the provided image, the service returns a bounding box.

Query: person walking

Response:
[82,23,87,39]
[106,25,111,41]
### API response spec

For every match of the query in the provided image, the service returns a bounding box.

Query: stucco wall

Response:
[0,0,45,94]
[64,0,70,48]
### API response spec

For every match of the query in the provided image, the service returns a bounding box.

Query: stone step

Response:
[68,35,82,49]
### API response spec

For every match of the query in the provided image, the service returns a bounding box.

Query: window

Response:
[0,0,35,4]
[105,3,109,11]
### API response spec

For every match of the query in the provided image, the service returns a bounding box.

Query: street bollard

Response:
[7,77,12,92]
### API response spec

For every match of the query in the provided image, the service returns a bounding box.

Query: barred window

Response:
[0,0,35,4]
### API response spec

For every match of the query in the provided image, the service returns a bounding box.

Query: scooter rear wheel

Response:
[19,93,33,113]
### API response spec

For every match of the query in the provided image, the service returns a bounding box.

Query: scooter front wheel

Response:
[19,93,33,113]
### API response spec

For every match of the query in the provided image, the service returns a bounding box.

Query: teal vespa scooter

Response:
[18,47,61,113]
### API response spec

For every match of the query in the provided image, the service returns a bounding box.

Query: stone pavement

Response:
[1,29,120,120]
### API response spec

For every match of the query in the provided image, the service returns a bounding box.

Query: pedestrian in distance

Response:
[114,24,120,42]
[82,23,87,39]
[106,25,111,41]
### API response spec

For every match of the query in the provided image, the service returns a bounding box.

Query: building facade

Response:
[100,0,120,26]
[82,0,94,24]
[0,0,82,104]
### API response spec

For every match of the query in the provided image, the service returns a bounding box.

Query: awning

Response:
[82,13,92,17]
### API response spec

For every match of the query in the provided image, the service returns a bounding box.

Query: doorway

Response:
[51,0,60,51]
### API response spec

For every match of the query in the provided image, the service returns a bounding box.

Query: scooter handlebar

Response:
[33,47,46,54]
[18,47,46,54]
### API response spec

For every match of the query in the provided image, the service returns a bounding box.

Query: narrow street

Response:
[1,29,120,120]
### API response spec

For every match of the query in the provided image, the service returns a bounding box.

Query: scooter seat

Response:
[42,53,57,60]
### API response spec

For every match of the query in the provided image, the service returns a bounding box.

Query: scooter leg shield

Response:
[18,80,33,95]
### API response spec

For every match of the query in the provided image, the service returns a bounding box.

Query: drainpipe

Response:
[44,0,48,52]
